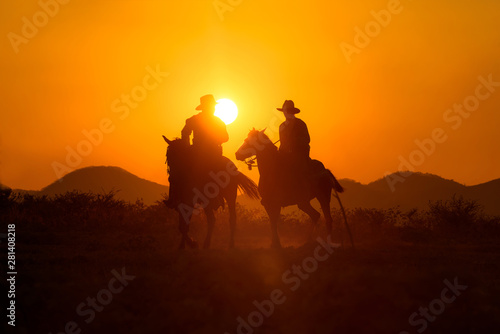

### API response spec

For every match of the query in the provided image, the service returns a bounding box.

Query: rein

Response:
[245,157,257,170]
[245,139,280,170]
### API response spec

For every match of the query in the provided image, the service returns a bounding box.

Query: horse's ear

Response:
[162,135,172,145]
[260,128,267,134]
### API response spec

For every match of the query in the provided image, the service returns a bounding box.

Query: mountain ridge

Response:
[339,172,499,215]
[11,166,169,205]
[6,167,500,215]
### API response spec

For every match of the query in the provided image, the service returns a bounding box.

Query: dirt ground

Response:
[4,207,500,334]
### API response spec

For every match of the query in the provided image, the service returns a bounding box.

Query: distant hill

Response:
[0,183,12,199]
[0,183,11,191]
[8,167,500,216]
[338,172,500,216]
[36,166,169,204]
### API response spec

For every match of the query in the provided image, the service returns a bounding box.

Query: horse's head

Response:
[162,135,190,176]
[235,128,275,161]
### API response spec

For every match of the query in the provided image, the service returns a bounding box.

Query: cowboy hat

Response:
[277,100,300,114]
[195,94,218,110]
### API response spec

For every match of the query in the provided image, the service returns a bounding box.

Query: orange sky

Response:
[1,0,499,190]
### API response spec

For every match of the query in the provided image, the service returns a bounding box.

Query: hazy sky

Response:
[1,0,499,190]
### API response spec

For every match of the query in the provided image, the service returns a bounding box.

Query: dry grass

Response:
[2,192,500,333]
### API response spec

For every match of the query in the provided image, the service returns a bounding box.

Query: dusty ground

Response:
[4,209,500,334]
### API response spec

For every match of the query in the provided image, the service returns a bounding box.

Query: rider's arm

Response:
[181,117,193,144]
[213,117,228,145]
[278,122,290,152]
[300,121,310,145]
[220,123,229,144]
[295,120,310,153]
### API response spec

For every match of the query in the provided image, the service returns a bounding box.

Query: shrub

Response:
[428,194,484,232]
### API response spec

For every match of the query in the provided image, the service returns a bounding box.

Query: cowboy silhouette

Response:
[277,100,311,202]
[181,94,228,158]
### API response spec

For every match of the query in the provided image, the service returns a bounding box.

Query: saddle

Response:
[266,158,325,207]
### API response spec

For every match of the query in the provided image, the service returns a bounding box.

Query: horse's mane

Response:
[166,138,190,175]
[248,128,274,147]
[166,137,184,150]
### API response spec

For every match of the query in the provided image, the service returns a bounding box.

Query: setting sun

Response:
[215,98,238,125]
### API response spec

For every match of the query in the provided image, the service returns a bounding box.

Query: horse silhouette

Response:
[163,136,259,249]
[236,129,351,248]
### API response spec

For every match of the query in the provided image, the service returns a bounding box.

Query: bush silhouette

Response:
[428,194,483,232]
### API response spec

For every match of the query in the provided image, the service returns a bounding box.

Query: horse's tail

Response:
[235,172,260,200]
[326,169,344,193]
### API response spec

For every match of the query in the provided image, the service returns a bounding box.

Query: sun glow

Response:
[215,99,238,125]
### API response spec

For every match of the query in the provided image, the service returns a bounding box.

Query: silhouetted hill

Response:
[8,168,499,216]
[339,172,500,216]
[467,179,500,216]
[0,183,12,200]
[39,166,168,204]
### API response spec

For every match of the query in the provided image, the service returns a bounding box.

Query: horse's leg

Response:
[226,189,237,249]
[178,213,193,249]
[297,201,321,241]
[265,204,282,249]
[178,209,198,249]
[178,214,186,249]
[318,190,333,236]
[203,208,216,249]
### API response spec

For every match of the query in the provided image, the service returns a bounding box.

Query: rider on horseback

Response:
[165,94,228,208]
[277,100,312,204]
